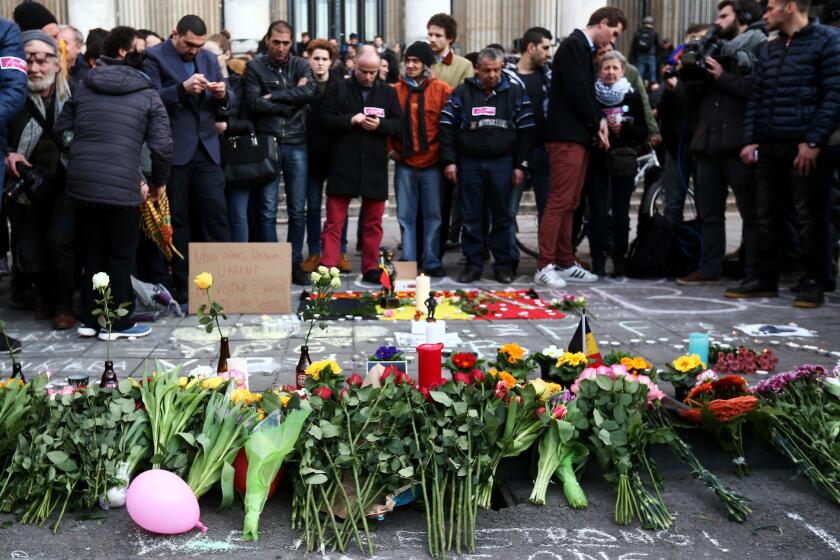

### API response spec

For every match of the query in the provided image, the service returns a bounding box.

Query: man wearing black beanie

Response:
[388,41,452,277]
[13,1,59,39]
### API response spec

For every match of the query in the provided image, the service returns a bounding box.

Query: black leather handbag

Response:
[221,128,278,188]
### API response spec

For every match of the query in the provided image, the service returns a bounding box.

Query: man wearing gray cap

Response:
[3,29,75,330]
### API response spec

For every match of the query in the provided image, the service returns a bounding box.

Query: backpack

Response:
[634,28,656,54]
[626,212,674,278]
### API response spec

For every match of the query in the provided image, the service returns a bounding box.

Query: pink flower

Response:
[552,405,567,419]
[470,369,486,383]
[534,407,546,418]
[453,372,473,384]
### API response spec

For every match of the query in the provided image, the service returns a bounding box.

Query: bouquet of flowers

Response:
[548,293,587,315]
[369,345,404,362]
[680,375,758,476]
[752,365,840,504]
[662,354,707,398]
[709,343,779,374]
[494,343,533,381]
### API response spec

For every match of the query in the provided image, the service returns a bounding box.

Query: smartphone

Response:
[754,148,759,162]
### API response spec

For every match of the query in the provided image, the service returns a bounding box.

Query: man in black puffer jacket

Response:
[55,26,172,340]
[727,0,840,309]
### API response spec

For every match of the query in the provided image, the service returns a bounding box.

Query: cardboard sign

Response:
[394,261,418,291]
[188,243,291,314]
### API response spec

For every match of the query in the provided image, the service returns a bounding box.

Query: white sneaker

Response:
[77,326,97,338]
[556,262,599,283]
[534,264,567,288]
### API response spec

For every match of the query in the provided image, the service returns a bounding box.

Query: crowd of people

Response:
[0,0,839,347]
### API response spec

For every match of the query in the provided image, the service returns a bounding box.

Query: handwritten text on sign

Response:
[189,243,291,314]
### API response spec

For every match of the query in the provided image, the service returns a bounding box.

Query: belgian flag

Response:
[567,311,601,361]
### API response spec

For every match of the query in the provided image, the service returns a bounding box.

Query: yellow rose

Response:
[194,272,213,290]
[201,376,224,390]
[305,359,343,380]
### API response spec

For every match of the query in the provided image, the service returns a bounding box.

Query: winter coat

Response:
[545,29,603,146]
[243,53,315,145]
[306,73,342,181]
[55,60,172,206]
[690,25,766,155]
[387,76,452,169]
[320,75,402,200]
[439,74,535,169]
[743,20,840,146]
[597,89,649,150]
[0,18,26,161]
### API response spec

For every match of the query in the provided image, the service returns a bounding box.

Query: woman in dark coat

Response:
[588,50,648,277]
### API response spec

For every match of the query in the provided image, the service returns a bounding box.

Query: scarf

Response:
[401,78,429,157]
[594,77,632,107]
[18,84,70,161]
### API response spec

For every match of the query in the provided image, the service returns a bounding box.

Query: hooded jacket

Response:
[55,59,173,206]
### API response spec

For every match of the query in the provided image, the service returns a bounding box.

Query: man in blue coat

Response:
[0,17,28,354]
[143,14,233,299]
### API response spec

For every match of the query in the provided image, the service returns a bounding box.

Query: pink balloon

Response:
[126,470,207,534]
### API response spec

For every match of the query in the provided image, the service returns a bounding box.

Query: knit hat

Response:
[404,41,435,68]
[21,29,59,53]
[13,2,58,32]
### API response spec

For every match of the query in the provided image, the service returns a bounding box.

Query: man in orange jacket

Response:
[388,41,452,277]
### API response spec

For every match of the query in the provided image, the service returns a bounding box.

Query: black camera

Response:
[665,24,733,83]
[5,162,48,204]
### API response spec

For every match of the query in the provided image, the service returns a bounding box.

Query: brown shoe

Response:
[300,254,321,273]
[53,310,77,330]
[337,253,352,273]
[35,302,54,321]
[676,271,721,286]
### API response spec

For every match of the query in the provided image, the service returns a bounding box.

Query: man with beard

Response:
[676,0,766,288]
[144,15,233,302]
[731,0,840,307]
[4,30,74,329]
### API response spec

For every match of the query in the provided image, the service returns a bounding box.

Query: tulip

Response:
[471,369,485,383]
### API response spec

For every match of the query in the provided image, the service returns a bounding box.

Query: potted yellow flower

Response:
[663,354,707,400]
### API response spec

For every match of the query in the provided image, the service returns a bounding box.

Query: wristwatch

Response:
[807,142,819,149]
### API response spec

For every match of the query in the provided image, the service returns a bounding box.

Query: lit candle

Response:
[415,273,430,314]
[417,342,444,388]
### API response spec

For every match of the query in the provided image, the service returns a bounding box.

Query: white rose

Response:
[311,271,322,283]
[576,296,586,304]
[330,277,341,289]
[317,265,329,275]
[189,365,215,379]
[329,266,340,277]
[92,272,110,290]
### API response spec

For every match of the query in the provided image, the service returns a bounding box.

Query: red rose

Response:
[314,386,333,399]
[347,373,363,387]
[381,365,400,382]
[339,387,350,400]
[419,386,432,401]
[453,372,473,384]
[470,369,485,383]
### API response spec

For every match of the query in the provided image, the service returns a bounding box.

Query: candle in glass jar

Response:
[415,273,430,314]
[417,342,444,388]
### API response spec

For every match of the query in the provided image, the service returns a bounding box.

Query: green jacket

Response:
[625,63,660,139]
[432,52,474,89]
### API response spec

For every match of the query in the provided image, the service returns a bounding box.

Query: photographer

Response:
[4,30,74,330]
[675,0,766,288]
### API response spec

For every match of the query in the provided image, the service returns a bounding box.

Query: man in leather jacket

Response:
[244,20,315,285]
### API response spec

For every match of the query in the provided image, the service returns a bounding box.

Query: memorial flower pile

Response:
[663,354,707,396]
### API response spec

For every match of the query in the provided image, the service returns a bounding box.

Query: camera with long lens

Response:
[664,24,733,83]
[4,162,48,204]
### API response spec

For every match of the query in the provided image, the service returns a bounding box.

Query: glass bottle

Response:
[296,345,312,389]
[100,360,118,389]
[11,362,25,383]
[217,336,231,373]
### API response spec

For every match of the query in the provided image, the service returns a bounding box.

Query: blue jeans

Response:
[395,163,443,270]
[637,54,657,84]
[510,145,550,263]
[458,156,514,271]
[256,144,307,261]
[306,175,348,254]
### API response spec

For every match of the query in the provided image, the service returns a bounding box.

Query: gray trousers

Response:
[695,154,757,278]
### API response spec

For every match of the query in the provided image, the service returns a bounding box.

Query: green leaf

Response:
[610,430,627,446]
[595,375,614,391]
[46,450,70,465]
[308,425,323,440]
[598,428,611,446]
[593,409,604,427]
[430,391,453,407]
[320,422,339,439]
[115,308,128,317]
[305,473,328,485]
[398,466,415,478]
[613,406,627,424]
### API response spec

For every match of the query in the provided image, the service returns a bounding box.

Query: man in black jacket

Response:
[537,6,626,288]
[440,47,535,284]
[676,0,766,287]
[244,20,315,285]
[319,46,402,283]
[728,0,840,308]
[55,26,172,340]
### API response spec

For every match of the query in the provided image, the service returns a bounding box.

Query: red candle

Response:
[417,342,444,388]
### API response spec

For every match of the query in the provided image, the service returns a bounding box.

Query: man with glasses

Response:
[144,14,233,302]
[4,30,75,329]
[243,20,315,285]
